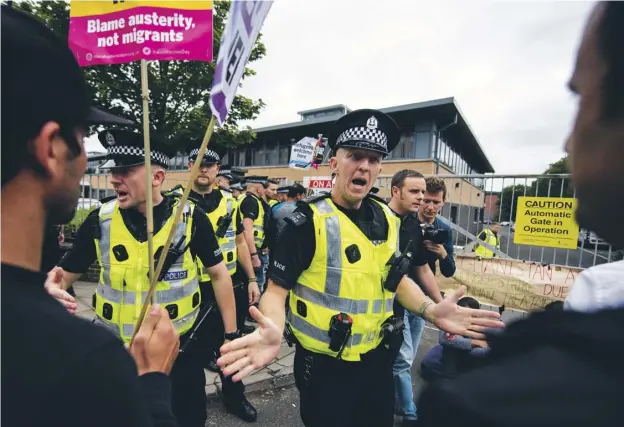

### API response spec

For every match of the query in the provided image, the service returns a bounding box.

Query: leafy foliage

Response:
[8,0,266,151]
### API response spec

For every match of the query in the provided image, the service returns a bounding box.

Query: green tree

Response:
[497,184,534,222]
[8,0,266,151]
[530,156,573,198]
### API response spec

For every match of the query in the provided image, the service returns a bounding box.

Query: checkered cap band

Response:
[107,145,170,166]
[336,126,388,150]
[218,169,232,176]
[189,148,220,163]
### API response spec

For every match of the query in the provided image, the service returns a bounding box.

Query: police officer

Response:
[276,185,290,203]
[218,109,504,427]
[239,176,271,293]
[168,145,259,422]
[475,222,501,258]
[46,129,237,427]
[215,164,234,190]
[230,181,245,200]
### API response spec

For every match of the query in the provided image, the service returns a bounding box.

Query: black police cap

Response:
[1,5,133,143]
[217,164,234,180]
[244,176,268,185]
[277,186,291,194]
[327,109,400,157]
[98,129,173,170]
[186,139,223,165]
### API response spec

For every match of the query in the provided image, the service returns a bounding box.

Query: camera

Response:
[422,223,449,244]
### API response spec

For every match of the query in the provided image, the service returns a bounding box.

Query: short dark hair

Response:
[457,297,480,310]
[597,2,624,120]
[288,184,305,198]
[544,300,564,312]
[391,169,424,190]
[425,177,447,201]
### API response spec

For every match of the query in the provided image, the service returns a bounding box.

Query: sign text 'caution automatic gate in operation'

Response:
[513,197,579,249]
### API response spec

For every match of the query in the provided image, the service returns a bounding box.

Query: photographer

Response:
[420,177,456,278]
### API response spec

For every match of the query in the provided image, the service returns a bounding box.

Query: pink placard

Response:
[69,6,212,66]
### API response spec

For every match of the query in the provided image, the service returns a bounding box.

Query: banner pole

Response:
[140,59,156,306]
[131,115,217,342]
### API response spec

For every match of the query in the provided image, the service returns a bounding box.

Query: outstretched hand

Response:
[44,267,77,313]
[217,306,282,382]
[428,286,504,339]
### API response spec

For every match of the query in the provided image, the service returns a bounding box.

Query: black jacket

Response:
[418,308,623,427]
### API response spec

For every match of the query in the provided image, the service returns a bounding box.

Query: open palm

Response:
[430,287,504,339]
[217,306,282,382]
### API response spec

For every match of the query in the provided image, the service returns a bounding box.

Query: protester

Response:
[387,170,443,427]
[271,183,306,241]
[418,3,623,425]
[1,6,180,426]
[420,177,456,277]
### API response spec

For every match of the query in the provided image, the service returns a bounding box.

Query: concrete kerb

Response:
[70,283,296,401]
[206,339,296,401]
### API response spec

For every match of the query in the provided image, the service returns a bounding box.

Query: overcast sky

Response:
[87,0,594,175]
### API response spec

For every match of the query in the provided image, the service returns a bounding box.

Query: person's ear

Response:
[30,121,65,179]
[153,168,166,186]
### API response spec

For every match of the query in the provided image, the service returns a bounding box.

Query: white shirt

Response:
[564,260,624,312]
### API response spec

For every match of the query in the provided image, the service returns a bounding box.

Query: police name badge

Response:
[163,270,188,281]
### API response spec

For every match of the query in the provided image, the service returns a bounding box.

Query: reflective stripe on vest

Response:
[200,190,238,281]
[247,195,266,248]
[288,197,399,362]
[94,199,200,343]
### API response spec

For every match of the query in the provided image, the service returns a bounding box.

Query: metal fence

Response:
[374,173,621,269]
[73,172,622,270]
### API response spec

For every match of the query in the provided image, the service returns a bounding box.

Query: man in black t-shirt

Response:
[387,170,443,427]
[1,6,179,427]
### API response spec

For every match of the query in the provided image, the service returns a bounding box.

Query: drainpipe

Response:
[435,114,458,174]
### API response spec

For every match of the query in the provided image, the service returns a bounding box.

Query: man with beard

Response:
[169,145,259,422]
[217,109,504,427]
[417,3,623,426]
[45,129,237,427]
[1,6,180,427]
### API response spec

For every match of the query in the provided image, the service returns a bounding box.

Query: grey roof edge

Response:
[296,104,351,116]
[449,98,495,173]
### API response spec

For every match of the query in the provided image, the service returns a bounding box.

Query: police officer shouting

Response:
[217,109,504,427]
[168,145,259,422]
[45,129,237,427]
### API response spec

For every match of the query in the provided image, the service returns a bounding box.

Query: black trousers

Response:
[170,338,208,427]
[293,344,395,427]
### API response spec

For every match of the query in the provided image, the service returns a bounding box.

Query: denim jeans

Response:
[392,310,425,420]
[255,250,269,292]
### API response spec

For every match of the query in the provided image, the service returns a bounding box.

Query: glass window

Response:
[279,144,290,165]
[401,133,414,158]
[255,144,266,166]
[266,144,278,165]
[221,151,229,165]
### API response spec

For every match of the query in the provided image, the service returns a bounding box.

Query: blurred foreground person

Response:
[418,3,623,426]
[1,6,180,427]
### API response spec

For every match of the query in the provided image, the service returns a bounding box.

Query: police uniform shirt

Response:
[239,193,271,248]
[189,188,245,237]
[60,194,223,274]
[270,196,396,289]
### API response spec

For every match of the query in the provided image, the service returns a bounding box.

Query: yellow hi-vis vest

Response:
[94,199,200,343]
[199,189,238,281]
[287,197,400,362]
[269,199,278,207]
[475,228,500,258]
[243,193,266,248]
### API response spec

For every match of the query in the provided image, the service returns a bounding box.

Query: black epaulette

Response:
[284,211,308,227]
[367,193,388,205]
[167,184,184,196]
[302,191,331,205]
[99,195,116,204]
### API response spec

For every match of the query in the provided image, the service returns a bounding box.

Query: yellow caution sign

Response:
[513,197,580,249]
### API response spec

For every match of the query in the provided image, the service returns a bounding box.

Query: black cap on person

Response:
[244,176,268,185]
[327,109,400,157]
[217,164,234,181]
[98,129,173,170]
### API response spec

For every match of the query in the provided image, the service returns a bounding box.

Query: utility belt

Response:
[284,312,405,359]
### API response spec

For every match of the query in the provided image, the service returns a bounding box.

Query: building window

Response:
[266,144,278,165]
[245,148,254,166]
[255,143,266,166]
[279,144,290,165]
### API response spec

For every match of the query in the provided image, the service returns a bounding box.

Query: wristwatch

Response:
[224,330,241,340]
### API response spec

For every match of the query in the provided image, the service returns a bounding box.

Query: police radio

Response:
[384,240,414,292]
[215,213,233,238]
[328,312,353,358]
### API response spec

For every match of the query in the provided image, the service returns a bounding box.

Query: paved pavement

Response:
[72,282,439,427]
